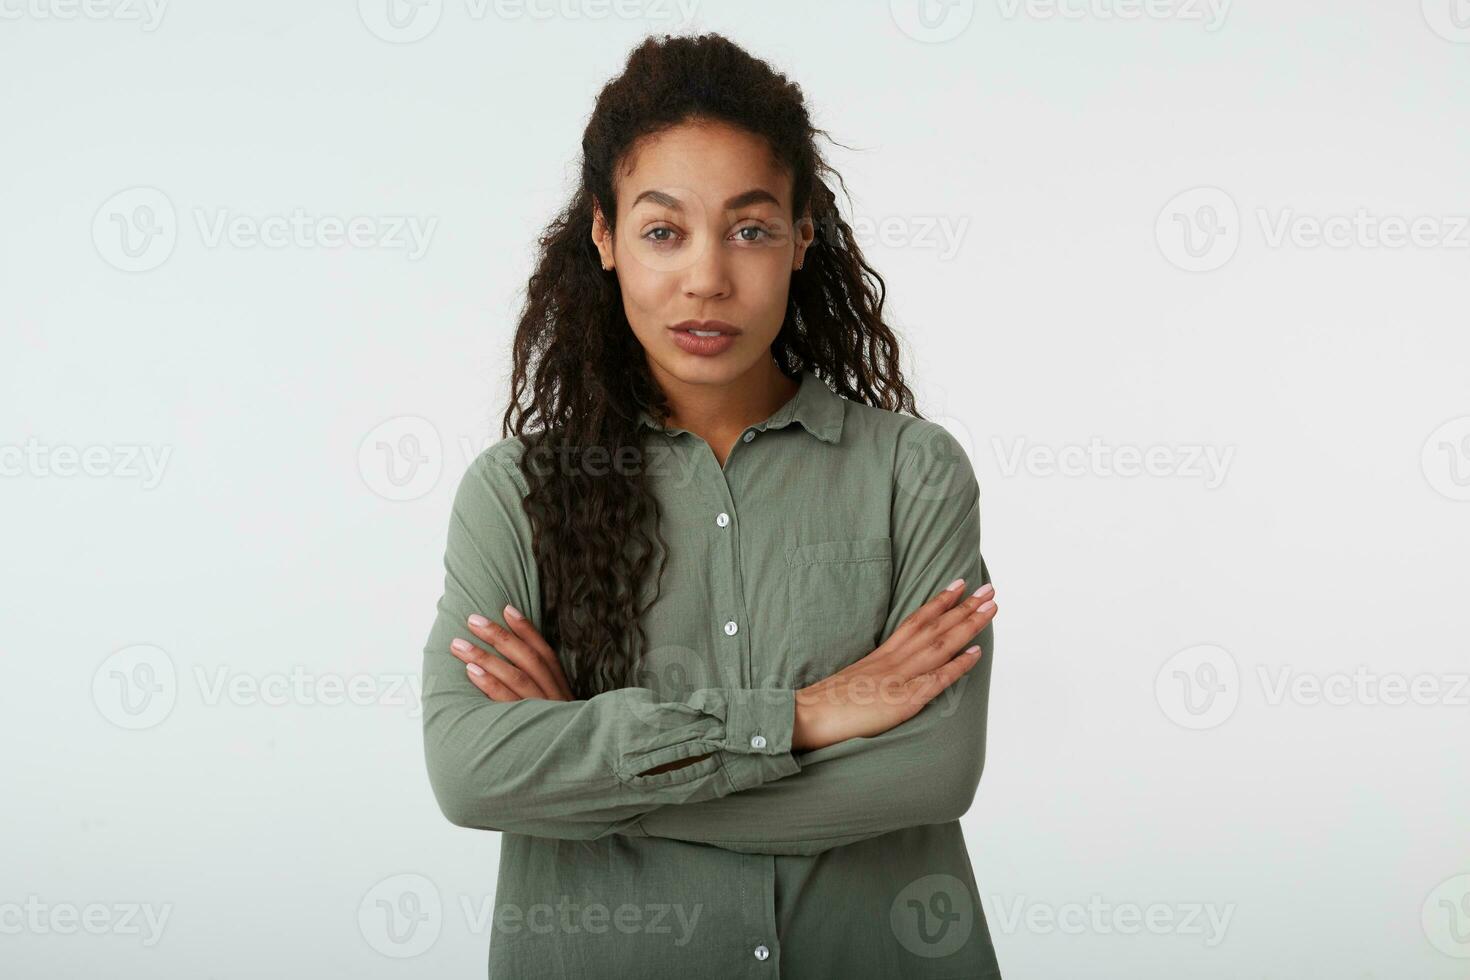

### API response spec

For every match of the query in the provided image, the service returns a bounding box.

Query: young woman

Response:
[421,32,1001,979]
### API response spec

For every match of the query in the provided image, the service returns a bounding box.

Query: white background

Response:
[3,1,1468,977]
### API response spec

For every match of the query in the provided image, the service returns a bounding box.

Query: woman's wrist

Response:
[791,695,824,752]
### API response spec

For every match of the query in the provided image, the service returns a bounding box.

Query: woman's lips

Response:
[667,326,735,357]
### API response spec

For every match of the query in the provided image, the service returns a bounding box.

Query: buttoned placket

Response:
[642,397,813,977]
[710,427,755,689]
[696,425,782,974]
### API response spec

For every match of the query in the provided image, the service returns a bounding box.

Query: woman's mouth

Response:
[669,320,740,356]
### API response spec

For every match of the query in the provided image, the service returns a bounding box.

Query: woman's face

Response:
[593,118,813,389]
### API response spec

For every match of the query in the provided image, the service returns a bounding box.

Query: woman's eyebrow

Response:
[630,188,780,211]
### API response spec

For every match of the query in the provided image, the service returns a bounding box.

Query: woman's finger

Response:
[499,605,573,700]
[450,636,544,699]
[934,585,996,647]
[881,582,995,679]
[905,643,984,709]
[463,660,522,701]
[883,577,972,650]
[465,614,564,699]
[905,595,996,679]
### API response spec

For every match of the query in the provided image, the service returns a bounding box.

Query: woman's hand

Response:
[449,605,573,702]
[791,579,996,751]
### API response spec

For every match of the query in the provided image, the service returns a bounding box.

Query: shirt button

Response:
[742,430,755,443]
[750,734,766,749]
[723,621,738,636]
[716,512,730,527]
[753,944,769,960]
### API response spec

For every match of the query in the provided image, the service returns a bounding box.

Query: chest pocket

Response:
[783,536,893,683]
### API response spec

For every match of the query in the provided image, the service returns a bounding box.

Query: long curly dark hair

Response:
[501,31,922,699]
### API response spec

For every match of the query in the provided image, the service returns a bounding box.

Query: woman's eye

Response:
[642,225,770,247]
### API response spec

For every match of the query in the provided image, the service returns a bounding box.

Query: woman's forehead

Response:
[616,123,790,207]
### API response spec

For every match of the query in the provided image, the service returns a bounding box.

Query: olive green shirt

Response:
[421,368,1000,978]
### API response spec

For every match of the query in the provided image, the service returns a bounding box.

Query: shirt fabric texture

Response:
[421,368,1000,979]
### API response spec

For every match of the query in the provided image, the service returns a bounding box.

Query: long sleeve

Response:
[421,441,801,838]
[626,421,994,856]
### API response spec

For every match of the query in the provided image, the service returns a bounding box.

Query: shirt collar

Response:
[636,368,845,444]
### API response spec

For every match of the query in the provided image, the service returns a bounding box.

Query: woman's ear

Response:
[591,200,615,272]
[793,207,815,271]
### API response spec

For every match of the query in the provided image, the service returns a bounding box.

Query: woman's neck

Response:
[652,359,800,465]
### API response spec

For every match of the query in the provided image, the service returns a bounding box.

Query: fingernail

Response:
[466,663,485,676]
[978,600,996,614]
[451,638,472,654]
[971,583,994,599]
[468,614,489,628]
[946,577,965,592]
[964,645,980,654]
[504,604,523,621]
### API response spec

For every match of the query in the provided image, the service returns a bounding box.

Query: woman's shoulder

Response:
[479,433,530,468]
[458,434,532,498]
[841,399,977,481]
